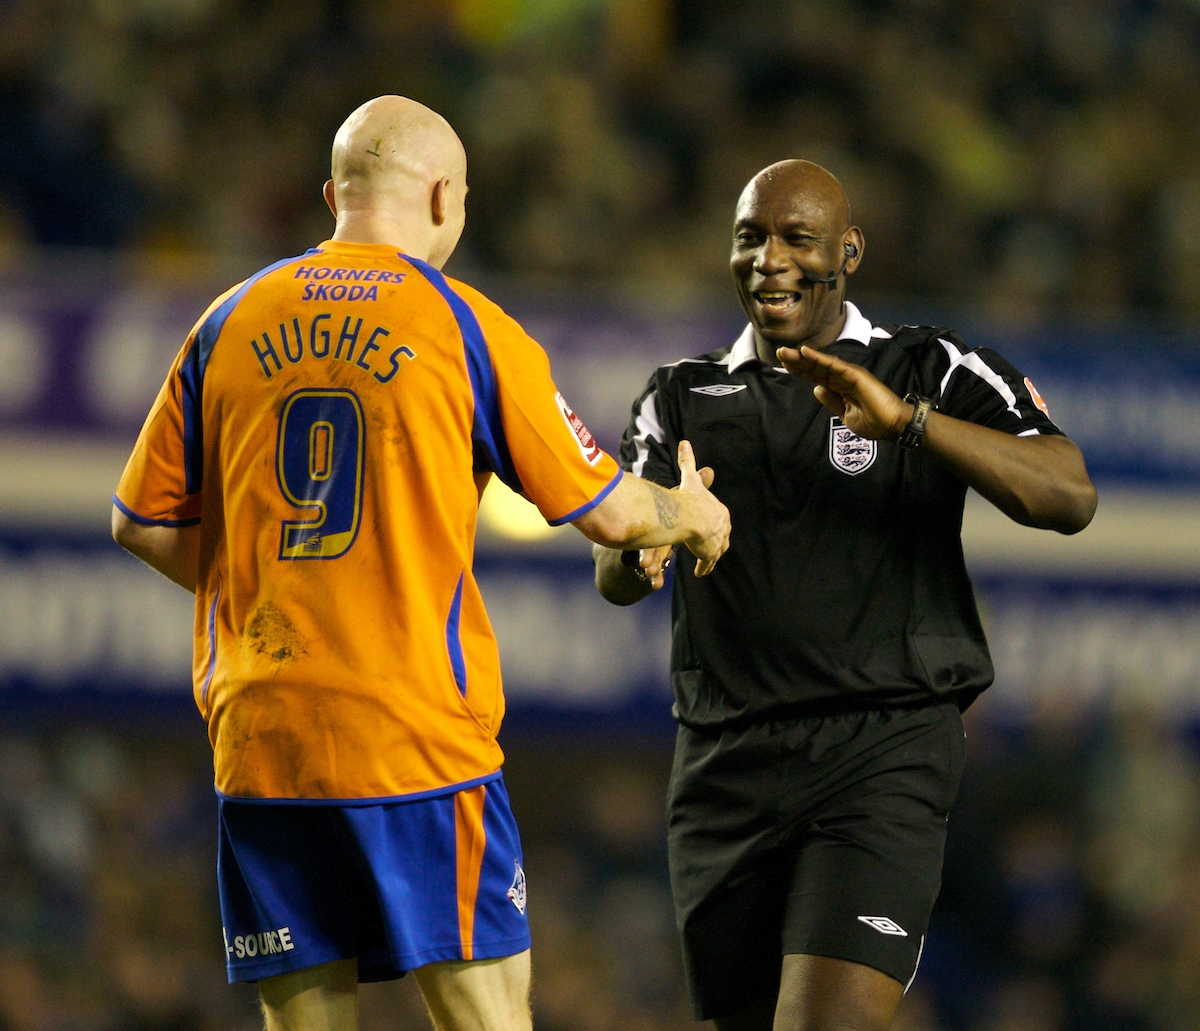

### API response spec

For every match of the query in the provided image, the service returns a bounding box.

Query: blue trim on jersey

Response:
[180,251,312,495]
[214,769,505,806]
[403,257,522,493]
[111,494,201,528]
[201,583,221,708]
[446,572,467,696]
[546,468,623,526]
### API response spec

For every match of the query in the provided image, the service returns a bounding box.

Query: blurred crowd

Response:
[927,695,1200,1031]
[3,0,1200,321]
[2,700,1200,1031]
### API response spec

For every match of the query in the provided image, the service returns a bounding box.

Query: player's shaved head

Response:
[324,96,468,268]
[736,159,851,237]
[331,96,465,205]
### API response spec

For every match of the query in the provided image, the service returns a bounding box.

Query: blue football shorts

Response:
[216,774,531,984]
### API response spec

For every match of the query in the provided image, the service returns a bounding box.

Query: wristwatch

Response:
[898,393,934,449]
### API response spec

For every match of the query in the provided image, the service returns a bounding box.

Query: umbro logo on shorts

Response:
[690,384,747,397]
[858,916,908,936]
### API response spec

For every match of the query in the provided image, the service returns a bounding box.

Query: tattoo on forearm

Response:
[651,485,680,529]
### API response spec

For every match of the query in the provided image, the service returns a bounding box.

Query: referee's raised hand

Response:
[777,344,912,441]
[677,440,730,576]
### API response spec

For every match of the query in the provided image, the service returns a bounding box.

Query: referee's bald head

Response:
[737,160,852,237]
[731,159,864,350]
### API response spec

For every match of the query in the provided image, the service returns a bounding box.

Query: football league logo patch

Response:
[829,417,876,476]
[507,859,527,915]
[1024,376,1050,417]
[690,384,747,397]
[555,392,602,465]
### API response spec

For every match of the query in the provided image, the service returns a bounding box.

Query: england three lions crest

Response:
[829,417,876,475]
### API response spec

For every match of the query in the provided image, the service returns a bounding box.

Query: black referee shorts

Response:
[667,701,966,1020]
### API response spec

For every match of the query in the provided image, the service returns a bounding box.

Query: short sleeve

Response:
[617,373,678,488]
[934,336,1063,438]
[113,336,203,526]
[459,286,622,526]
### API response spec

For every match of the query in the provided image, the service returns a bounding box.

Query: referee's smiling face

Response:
[730,160,861,350]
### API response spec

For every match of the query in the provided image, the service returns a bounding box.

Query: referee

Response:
[593,160,1096,1031]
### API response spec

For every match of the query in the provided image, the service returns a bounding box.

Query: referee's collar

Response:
[726,302,874,373]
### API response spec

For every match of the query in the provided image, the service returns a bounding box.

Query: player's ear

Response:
[430,177,450,227]
[323,180,337,218]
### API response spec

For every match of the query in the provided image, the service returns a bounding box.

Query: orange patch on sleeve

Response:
[1024,377,1050,417]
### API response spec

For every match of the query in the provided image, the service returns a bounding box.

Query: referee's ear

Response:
[843,226,864,274]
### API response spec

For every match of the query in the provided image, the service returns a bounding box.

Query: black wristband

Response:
[898,393,934,449]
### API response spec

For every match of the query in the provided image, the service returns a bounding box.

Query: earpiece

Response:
[844,241,859,259]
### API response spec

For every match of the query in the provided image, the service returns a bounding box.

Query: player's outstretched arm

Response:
[592,456,719,605]
[111,506,200,592]
[588,442,725,606]
[778,344,1098,534]
[579,440,730,604]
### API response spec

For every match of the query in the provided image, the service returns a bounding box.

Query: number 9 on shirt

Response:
[276,389,365,560]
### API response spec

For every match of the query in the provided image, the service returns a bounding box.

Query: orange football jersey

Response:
[115,240,621,801]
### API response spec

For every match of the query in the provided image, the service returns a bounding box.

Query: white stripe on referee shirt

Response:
[937,337,1022,419]
[631,390,664,477]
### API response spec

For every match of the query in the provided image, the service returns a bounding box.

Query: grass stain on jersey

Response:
[246,603,306,664]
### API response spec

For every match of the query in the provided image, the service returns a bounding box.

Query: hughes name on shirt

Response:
[250,313,416,384]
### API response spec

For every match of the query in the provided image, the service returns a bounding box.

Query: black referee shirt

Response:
[618,302,1062,727]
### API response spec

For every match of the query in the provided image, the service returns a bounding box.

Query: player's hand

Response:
[776,345,912,440]
[633,544,676,590]
[677,439,731,576]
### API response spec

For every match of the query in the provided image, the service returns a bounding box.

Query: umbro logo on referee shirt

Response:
[858,916,908,936]
[690,384,747,397]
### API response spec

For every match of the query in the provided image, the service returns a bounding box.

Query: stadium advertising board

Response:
[1,269,1197,725]
[2,272,1200,484]
[2,530,1200,729]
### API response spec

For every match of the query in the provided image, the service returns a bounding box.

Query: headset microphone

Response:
[800,241,858,286]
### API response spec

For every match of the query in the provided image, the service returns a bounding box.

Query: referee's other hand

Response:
[777,344,910,441]
[678,440,730,576]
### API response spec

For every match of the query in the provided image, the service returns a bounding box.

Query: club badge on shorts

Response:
[506,860,527,915]
[829,417,876,475]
